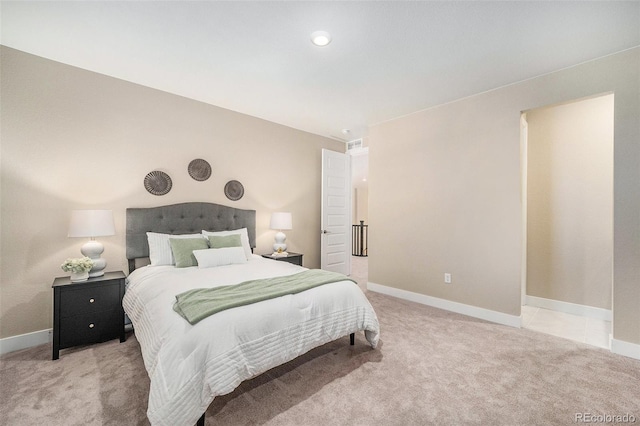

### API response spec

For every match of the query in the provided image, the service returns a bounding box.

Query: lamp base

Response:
[273,231,287,253]
[81,240,107,277]
[272,244,287,253]
[88,261,106,278]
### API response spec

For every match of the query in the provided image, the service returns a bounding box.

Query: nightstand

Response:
[261,252,303,266]
[52,271,126,360]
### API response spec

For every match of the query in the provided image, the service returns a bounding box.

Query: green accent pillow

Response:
[169,238,209,268]
[207,234,242,249]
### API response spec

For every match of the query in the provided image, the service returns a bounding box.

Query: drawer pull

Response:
[89,323,95,329]
[89,298,95,303]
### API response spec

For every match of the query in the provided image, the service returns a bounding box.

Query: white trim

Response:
[611,338,640,360]
[366,282,640,361]
[0,329,52,356]
[367,282,522,328]
[3,307,636,362]
[520,113,528,307]
[525,295,612,322]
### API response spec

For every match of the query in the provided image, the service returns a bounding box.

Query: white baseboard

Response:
[525,295,612,322]
[0,329,52,356]
[611,338,640,360]
[367,282,522,328]
[2,300,636,361]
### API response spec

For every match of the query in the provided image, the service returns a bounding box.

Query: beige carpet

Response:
[2,260,639,425]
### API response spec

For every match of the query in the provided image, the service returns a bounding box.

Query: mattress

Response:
[123,255,380,426]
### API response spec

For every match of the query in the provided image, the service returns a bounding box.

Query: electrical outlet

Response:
[444,273,452,284]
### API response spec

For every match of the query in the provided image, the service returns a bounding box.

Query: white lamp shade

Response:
[68,210,115,238]
[270,212,292,230]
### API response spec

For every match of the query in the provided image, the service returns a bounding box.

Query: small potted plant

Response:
[61,256,94,282]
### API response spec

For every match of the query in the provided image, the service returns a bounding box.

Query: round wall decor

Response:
[144,170,172,196]
[188,159,211,181]
[224,180,244,201]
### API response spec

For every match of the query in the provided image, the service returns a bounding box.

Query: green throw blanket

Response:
[173,269,356,325]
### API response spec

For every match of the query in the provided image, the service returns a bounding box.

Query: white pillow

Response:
[202,228,252,260]
[147,232,205,266]
[193,247,247,268]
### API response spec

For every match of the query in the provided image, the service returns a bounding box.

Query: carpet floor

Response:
[1,277,639,425]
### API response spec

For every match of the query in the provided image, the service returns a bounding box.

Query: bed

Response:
[122,202,380,426]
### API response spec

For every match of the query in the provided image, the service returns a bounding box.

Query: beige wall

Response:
[526,95,613,309]
[369,48,640,345]
[0,47,344,339]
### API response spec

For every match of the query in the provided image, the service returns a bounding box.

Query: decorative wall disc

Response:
[188,159,211,181]
[224,180,244,201]
[144,170,172,196]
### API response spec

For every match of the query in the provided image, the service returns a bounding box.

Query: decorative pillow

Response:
[207,234,242,249]
[193,247,247,268]
[147,232,204,266]
[202,228,252,260]
[169,238,210,268]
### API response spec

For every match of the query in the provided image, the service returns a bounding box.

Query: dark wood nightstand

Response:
[52,271,126,360]
[261,252,303,266]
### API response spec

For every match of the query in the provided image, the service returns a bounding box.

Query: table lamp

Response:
[68,209,115,277]
[270,212,292,254]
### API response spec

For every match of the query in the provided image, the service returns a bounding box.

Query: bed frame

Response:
[125,202,354,426]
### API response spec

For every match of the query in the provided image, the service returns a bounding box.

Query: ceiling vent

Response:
[346,139,363,152]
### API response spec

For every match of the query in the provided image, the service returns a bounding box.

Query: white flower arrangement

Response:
[61,257,94,273]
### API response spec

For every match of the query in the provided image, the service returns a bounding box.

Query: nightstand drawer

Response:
[59,284,120,318]
[277,256,302,266]
[59,309,122,348]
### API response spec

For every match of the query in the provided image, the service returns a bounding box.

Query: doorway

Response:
[320,149,351,275]
[521,94,614,349]
[350,146,369,290]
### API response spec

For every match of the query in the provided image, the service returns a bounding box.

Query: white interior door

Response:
[321,149,351,275]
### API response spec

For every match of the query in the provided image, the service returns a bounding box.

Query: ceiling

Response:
[2,1,638,145]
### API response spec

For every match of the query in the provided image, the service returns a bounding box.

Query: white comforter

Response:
[123,255,380,426]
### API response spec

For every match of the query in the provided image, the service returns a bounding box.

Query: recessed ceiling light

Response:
[341,129,351,135]
[311,31,331,47]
